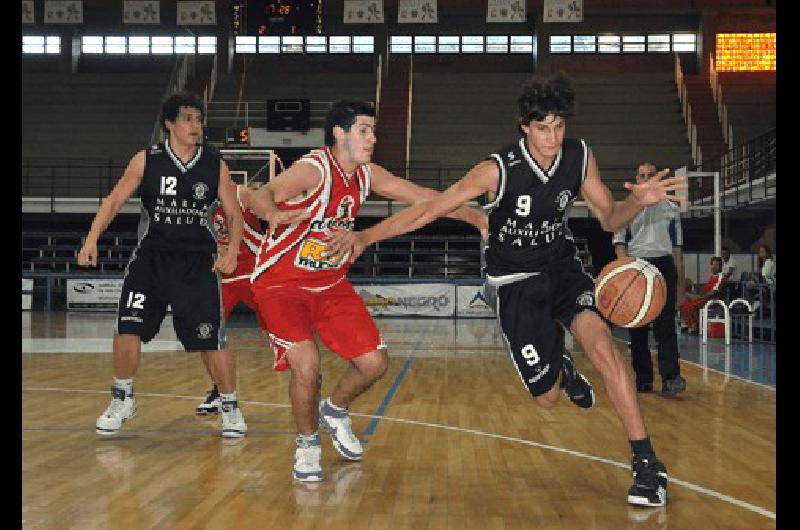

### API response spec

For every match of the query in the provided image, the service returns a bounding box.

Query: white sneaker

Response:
[294,434,324,482]
[220,400,247,438]
[319,399,363,461]
[96,387,137,435]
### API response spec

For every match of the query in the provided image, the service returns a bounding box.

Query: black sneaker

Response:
[560,350,595,409]
[661,375,687,398]
[628,456,668,507]
[636,382,654,393]
[196,386,221,415]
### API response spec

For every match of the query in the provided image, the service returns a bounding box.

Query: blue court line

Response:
[361,354,415,440]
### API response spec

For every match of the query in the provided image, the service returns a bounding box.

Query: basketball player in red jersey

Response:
[237,100,487,482]
[326,74,689,507]
[196,179,270,415]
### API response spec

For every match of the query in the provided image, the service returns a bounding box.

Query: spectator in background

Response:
[758,244,776,285]
[720,246,737,282]
[613,162,687,399]
[679,256,727,334]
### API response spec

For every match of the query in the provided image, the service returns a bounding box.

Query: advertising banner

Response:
[22,278,33,311]
[66,279,124,311]
[455,284,495,318]
[356,283,455,317]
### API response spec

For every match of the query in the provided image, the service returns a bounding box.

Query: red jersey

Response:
[252,147,370,289]
[211,185,264,283]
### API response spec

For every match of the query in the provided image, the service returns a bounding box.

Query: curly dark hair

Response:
[518,72,576,127]
[160,92,204,134]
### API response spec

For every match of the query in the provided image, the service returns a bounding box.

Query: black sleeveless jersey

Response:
[483,137,589,277]
[137,141,221,253]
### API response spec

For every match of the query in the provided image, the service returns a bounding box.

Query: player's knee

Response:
[357,349,389,381]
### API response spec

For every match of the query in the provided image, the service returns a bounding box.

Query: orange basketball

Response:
[594,257,666,328]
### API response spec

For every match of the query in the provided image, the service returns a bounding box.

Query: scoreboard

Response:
[233,0,322,36]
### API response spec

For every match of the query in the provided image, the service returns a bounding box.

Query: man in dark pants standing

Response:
[613,162,687,398]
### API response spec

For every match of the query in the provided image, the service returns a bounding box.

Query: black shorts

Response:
[492,258,598,396]
[116,248,226,351]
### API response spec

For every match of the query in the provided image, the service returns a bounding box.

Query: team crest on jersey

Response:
[556,190,572,211]
[149,145,162,154]
[507,151,515,161]
[295,237,349,270]
[577,291,595,308]
[197,323,214,339]
[192,182,209,200]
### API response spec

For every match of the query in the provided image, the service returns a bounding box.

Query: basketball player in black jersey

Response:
[78,92,248,438]
[327,73,688,507]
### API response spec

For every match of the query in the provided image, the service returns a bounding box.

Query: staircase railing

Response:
[675,54,703,167]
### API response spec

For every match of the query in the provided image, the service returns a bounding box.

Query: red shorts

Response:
[252,278,385,372]
[222,280,267,331]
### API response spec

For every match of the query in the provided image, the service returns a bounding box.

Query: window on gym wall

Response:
[23,35,61,54]
[79,36,217,55]
[550,32,695,54]
[388,35,532,54]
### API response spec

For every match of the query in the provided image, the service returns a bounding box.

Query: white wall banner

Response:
[22,1,35,24]
[123,0,160,24]
[177,0,216,25]
[44,0,83,24]
[67,279,124,311]
[487,0,526,23]
[455,285,495,318]
[543,0,583,23]
[22,278,34,311]
[344,0,384,23]
[356,283,455,317]
[398,0,437,23]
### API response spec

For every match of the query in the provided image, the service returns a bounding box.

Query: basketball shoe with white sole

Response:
[294,433,324,482]
[220,399,247,438]
[96,387,137,435]
[628,455,668,507]
[319,398,363,461]
[196,385,221,415]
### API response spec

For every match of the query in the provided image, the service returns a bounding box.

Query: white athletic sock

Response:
[220,392,237,403]
[113,378,133,396]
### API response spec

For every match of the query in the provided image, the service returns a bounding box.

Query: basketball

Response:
[594,257,666,328]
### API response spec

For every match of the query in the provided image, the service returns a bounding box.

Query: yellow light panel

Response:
[715,33,776,72]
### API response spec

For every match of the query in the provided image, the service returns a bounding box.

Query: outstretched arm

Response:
[77,151,146,267]
[326,160,498,261]
[581,149,687,234]
[368,164,488,236]
[237,160,318,227]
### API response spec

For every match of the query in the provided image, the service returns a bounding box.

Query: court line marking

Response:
[361,354,414,439]
[612,337,776,391]
[22,386,775,520]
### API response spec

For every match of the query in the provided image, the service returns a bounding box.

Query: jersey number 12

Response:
[161,176,178,196]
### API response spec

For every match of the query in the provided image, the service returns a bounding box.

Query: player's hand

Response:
[213,248,238,275]
[325,228,368,264]
[265,208,311,228]
[77,241,98,267]
[625,168,688,206]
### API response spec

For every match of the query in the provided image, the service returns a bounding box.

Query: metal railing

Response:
[687,128,775,210]
[206,100,370,130]
[675,54,703,167]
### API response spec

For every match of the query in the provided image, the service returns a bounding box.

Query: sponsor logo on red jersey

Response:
[252,147,370,288]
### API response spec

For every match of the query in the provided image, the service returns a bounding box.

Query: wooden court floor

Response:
[22,312,776,529]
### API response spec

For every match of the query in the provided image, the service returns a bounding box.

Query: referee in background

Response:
[613,162,687,398]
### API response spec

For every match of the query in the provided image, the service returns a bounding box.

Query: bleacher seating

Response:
[409,72,693,196]
[718,72,776,147]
